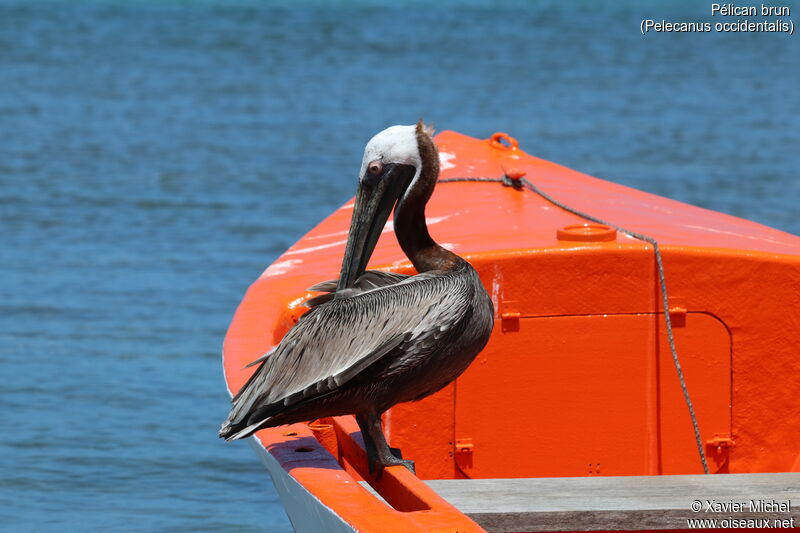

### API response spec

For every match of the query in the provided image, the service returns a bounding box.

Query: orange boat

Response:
[222,130,800,532]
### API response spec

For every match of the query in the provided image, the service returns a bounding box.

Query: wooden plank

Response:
[423,473,800,531]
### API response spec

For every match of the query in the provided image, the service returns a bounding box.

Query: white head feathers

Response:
[359,125,421,181]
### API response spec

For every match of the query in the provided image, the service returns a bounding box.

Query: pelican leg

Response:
[355,412,380,475]
[356,412,415,477]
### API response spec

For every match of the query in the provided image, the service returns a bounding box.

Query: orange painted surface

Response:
[253,420,484,532]
[222,131,800,531]
[454,312,731,478]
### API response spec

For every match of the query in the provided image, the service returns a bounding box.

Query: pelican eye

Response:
[367,161,383,176]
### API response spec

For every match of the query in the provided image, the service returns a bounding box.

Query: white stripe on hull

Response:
[249,438,357,533]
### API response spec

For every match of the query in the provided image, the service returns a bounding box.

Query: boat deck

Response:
[421,473,800,531]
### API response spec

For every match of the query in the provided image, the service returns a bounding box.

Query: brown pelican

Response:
[219,121,494,475]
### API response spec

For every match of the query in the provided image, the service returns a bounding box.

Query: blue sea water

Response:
[0,1,797,531]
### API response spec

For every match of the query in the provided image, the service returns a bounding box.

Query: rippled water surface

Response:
[1,1,797,531]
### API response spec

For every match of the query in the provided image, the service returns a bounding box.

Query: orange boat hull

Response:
[222,131,800,531]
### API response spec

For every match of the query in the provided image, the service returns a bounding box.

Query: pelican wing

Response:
[220,270,470,440]
[243,271,411,369]
[304,270,410,308]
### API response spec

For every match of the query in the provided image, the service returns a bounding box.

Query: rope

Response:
[439,174,710,474]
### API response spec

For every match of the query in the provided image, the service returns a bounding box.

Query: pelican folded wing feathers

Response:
[305,270,411,308]
[221,271,470,441]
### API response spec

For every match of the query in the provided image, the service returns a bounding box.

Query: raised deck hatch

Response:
[454,312,731,478]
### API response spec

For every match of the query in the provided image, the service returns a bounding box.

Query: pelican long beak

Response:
[337,164,415,293]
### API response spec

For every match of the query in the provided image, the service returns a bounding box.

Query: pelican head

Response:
[337,122,435,292]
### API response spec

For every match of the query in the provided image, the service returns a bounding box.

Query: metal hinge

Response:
[706,434,735,454]
[500,300,520,332]
[455,438,474,455]
[668,297,687,327]
[454,438,474,472]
